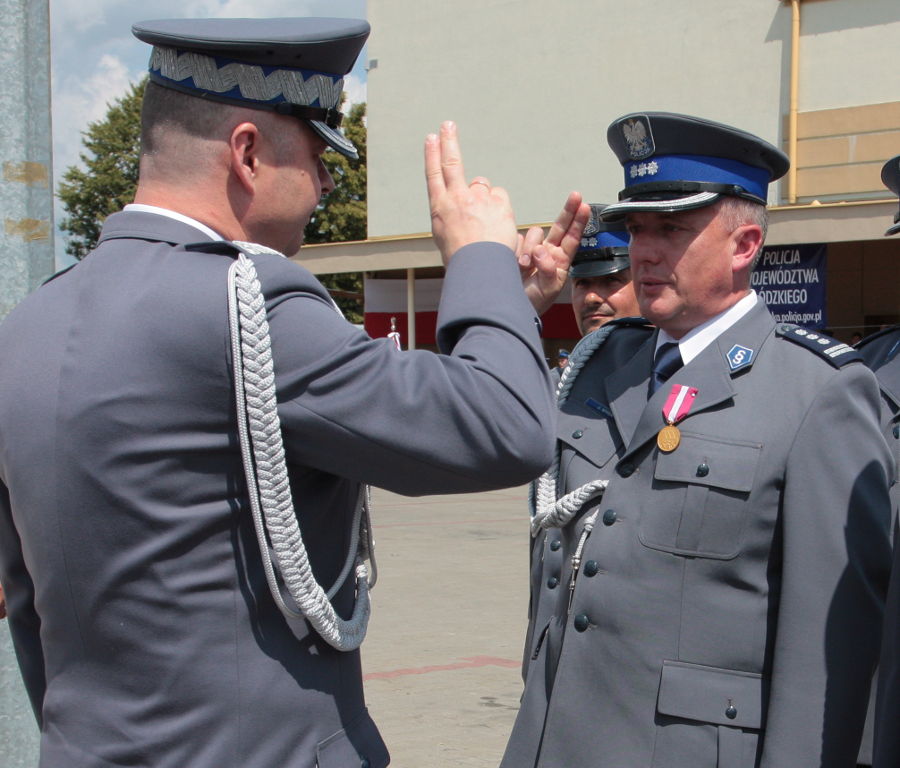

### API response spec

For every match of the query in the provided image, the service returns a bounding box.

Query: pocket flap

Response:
[654,433,761,492]
[556,409,619,467]
[657,660,767,729]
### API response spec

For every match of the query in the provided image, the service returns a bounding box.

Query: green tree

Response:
[58,85,368,322]
[57,79,146,260]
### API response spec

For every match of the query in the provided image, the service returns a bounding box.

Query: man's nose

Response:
[629,236,659,266]
[319,161,335,197]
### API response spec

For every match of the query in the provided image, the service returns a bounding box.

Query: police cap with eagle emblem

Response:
[570,204,631,279]
[600,112,789,220]
[132,17,369,159]
[881,154,900,236]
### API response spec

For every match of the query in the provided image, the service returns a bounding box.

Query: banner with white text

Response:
[752,243,827,329]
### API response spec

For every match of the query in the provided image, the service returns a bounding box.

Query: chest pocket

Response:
[639,432,761,559]
[557,410,622,493]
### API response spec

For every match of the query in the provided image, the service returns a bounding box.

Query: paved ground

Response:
[361,486,531,768]
[0,485,534,767]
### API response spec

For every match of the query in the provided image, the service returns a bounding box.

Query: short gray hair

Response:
[718,197,768,269]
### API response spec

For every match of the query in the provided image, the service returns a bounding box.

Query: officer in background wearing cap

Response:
[570,204,642,336]
[548,207,641,390]
[503,112,892,768]
[869,154,900,768]
[0,17,590,768]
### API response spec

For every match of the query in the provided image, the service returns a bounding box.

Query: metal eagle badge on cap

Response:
[621,115,655,160]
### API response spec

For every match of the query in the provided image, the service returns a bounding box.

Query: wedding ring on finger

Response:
[469,178,491,191]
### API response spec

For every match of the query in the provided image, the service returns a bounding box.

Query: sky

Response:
[48,0,367,266]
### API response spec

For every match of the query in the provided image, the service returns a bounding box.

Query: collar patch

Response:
[726,344,754,371]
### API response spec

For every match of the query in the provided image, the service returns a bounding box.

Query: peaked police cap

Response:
[600,112,789,220]
[881,154,900,236]
[132,17,370,159]
[570,204,631,279]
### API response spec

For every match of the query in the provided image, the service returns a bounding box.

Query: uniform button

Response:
[572,429,584,439]
[574,614,590,632]
[361,759,371,768]
[550,539,561,551]
[547,576,559,589]
[602,509,617,526]
[618,462,635,477]
[583,560,599,577]
[725,705,737,720]
[696,462,710,477]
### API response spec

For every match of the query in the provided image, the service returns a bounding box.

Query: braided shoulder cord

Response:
[530,323,623,536]
[227,248,371,651]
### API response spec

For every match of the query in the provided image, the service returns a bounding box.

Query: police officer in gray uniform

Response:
[0,17,590,768]
[869,154,900,768]
[503,112,893,768]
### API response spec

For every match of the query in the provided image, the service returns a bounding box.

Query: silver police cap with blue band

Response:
[600,112,790,221]
[132,17,370,159]
[881,154,900,236]
[570,204,630,279]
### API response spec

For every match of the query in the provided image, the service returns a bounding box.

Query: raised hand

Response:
[517,191,591,316]
[424,121,518,264]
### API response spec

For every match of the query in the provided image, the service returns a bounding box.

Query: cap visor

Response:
[570,260,631,279]
[599,191,721,221]
[310,120,358,159]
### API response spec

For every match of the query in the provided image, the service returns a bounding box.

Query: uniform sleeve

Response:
[0,480,46,724]
[261,242,557,495]
[760,364,893,767]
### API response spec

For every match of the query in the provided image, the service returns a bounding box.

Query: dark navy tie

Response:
[650,342,683,395]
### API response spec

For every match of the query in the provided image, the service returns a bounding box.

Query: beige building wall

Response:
[798,0,900,112]
[363,0,900,245]
[366,0,792,239]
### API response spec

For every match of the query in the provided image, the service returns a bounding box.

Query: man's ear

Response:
[229,122,261,195]
[732,224,763,273]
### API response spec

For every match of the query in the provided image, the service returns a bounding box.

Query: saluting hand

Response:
[517,191,591,316]
[425,121,518,264]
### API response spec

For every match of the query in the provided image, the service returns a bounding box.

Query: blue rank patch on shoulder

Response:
[726,344,754,371]
[776,324,863,368]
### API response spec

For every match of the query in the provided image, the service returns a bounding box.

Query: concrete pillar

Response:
[0,0,52,763]
[0,0,55,321]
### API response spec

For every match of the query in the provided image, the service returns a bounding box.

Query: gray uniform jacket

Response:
[503,301,893,768]
[0,211,557,768]
[862,327,900,768]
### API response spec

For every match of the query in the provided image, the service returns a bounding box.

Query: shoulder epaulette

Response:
[40,263,77,286]
[776,323,862,367]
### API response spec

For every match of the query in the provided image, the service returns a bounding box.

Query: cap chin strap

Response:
[227,244,374,651]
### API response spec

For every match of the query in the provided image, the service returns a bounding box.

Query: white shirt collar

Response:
[123,204,224,242]
[656,291,758,365]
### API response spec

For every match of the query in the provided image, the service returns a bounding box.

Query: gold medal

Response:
[657,423,681,452]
